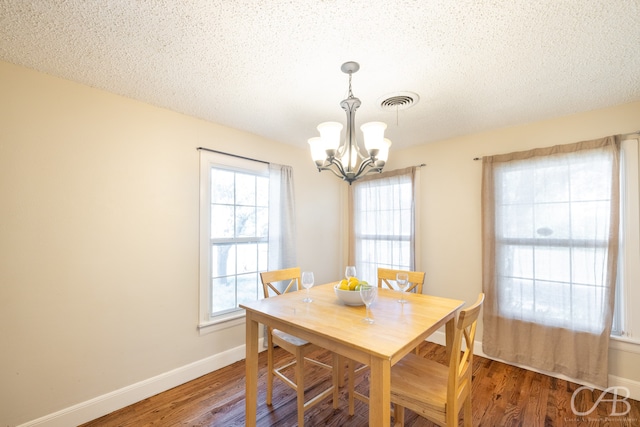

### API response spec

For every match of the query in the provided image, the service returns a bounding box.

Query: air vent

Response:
[378,91,419,111]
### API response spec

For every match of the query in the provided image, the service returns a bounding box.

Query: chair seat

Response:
[391,352,448,419]
[273,329,311,347]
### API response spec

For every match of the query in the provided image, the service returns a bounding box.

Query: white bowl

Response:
[334,284,365,306]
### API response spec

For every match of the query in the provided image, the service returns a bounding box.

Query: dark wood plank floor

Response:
[81,343,640,426]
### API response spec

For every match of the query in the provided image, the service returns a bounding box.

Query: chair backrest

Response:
[377,268,426,294]
[260,267,301,298]
[447,293,484,408]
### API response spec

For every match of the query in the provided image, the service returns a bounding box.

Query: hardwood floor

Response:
[81,343,640,426]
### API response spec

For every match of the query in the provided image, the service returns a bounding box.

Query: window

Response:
[492,143,617,333]
[209,168,269,314]
[488,138,640,341]
[351,168,417,284]
[199,151,269,330]
[199,151,296,332]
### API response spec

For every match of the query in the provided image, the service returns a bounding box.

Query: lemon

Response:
[339,279,349,290]
[348,277,359,290]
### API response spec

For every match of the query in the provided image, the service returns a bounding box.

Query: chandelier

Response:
[308,61,391,184]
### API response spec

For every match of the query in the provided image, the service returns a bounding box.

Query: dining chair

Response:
[378,267,426,294]
[390,293,485,427]
[260,267,339,426]
[379,267,427,354]
[347,267,426,414]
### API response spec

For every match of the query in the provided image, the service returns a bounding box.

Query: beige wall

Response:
[0,61,343,426]
[387,100,640,385]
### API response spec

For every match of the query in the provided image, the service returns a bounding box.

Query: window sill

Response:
[610,335,640,354]
[198,311,245,336]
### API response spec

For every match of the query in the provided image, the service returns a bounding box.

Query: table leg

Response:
[337,354,345,387]
[245,312,259,426]
[368,356,391,427]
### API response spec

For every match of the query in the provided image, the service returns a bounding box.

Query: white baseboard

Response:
[609,374,640,402]
[18,338,262,427]
[426,332,640,401]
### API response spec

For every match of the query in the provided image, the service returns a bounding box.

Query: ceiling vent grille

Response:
[378,91,419,111]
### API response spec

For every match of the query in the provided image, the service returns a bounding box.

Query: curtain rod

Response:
[472,131,640,160]
[197,147,427,167]
[620,130,640,139]
[197,147,269,164]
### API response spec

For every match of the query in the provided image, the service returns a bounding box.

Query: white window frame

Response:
[198,150,269,334]
[613,137,640,347]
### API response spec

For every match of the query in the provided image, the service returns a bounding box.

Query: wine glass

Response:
[359,284,377,324]
[301,271,314,303]
[396,272,409,304]
[345,265,357,280]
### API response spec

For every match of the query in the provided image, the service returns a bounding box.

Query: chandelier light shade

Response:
[308,61,391,184]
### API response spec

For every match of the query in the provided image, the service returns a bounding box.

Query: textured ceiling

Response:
[1,1,639,150]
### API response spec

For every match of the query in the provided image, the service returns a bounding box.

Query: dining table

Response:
[240,282,465,426]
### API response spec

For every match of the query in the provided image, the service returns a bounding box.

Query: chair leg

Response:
[463,395,472,427]
[413,341,421,355]
[393,404,405,426]
[347,359,355,416]
[266,337,274,406]
[445,402,458,427]
[296,351,305,427]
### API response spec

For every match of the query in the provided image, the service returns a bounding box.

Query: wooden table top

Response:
[240,282,464,364]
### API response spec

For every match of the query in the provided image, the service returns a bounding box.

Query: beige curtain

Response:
[482,136,620,387]
[348,167,417,284]
[265,163,296,348]
[268,163,297,270]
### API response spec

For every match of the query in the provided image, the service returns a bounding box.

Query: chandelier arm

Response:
[318,166,348,179]
[351,157,378,181]
[315,155,337,170]
[316,159,350,180]
[352,165,383,182]
[316,155,348,176]
[328,156,349,177]
[361,165,384,176]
